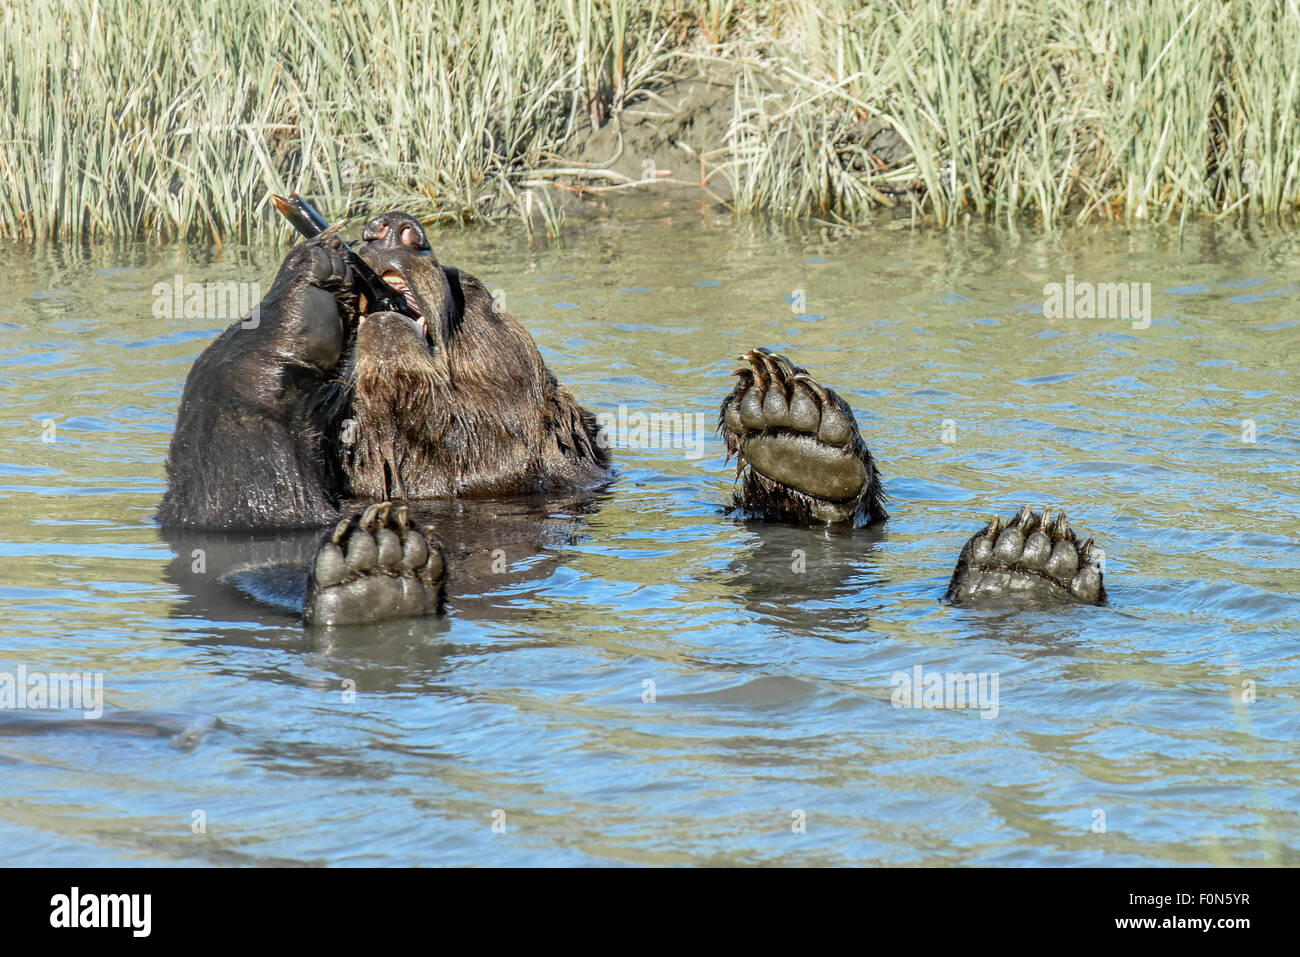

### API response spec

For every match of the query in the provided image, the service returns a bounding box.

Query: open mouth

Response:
[376,270,432,347]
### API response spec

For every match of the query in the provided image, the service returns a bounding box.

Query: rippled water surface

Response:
[1,211,1297,866]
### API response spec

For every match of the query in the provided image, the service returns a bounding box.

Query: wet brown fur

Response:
[345,228,608,501]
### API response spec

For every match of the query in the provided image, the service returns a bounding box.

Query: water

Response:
[0,211,1297,866]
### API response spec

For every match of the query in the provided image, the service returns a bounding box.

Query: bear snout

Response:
[361,210,431,251]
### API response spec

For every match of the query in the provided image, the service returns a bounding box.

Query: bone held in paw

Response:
[269,192,418,320]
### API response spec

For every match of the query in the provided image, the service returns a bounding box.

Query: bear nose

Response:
[361,211,430,251]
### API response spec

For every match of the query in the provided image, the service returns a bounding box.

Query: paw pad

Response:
[304,502,446,626]
[719,347,873,506]
[946,505,1106,605]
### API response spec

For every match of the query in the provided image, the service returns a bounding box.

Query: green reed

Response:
[0,0,676,241]
[1,0,1297,240]
[727,0,1300,227]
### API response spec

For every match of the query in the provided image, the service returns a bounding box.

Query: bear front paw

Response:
[282,230,354,293]
[258,231,360,376]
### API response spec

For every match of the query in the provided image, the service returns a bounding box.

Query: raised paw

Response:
[302,502,447,626]
[718,347,886,525]
[944,506,1106,605]
[283,229,355,293]
[259,230,359,375]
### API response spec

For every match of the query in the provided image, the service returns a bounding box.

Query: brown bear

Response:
[345,211,608,501]
[156,213,610,624]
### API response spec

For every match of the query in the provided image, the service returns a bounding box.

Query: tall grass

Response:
[2,0,1299,240]
[0,0,678,241]
[726,0,1300,227]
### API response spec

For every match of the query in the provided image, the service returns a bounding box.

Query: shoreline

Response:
[4,1,1299,241]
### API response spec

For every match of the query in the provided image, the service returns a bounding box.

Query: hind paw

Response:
[303,502,446,626]
[944,506,1106,605]
[719,348,885,525]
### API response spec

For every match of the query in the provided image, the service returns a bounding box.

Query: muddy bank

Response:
[534,61,917,227]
